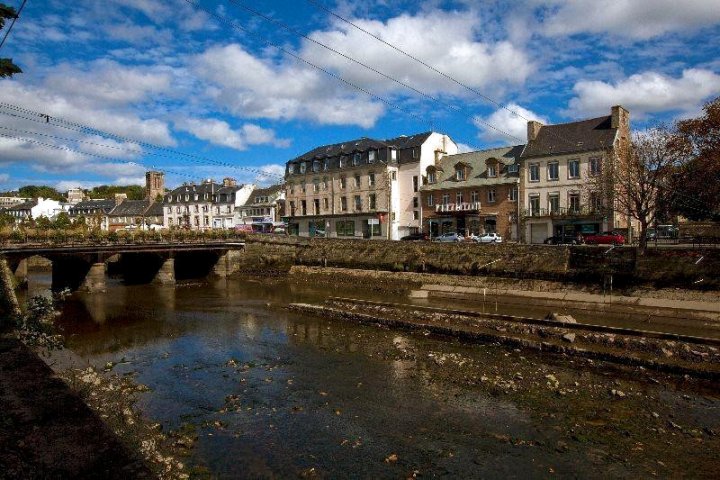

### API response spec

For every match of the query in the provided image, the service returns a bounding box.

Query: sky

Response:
[1,0,719,193]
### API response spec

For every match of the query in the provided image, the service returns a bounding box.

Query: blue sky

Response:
[1,0,719,193]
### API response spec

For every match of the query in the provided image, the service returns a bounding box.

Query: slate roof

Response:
[290,131,437,163]
[422,145,524,192]
[69,199,115,214]
[521,115,618,158]
[108,200,150,217]
[385,131,433,149]
[243,184,283,207]
[6,200,37,211]
[145,201,164,217]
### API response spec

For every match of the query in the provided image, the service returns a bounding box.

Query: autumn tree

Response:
[0,3,22,78]
[593,128,679,253]
[667,97,720,221]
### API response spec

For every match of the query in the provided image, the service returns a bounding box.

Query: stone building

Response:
[284,131,457,239]
[68,199,115,229]
[163,178,254,230]
[145,171,165,201]
[420,145,524,240]
[520,105,633,243]
[107,199,164,231]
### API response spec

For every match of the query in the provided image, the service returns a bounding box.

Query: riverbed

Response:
[23,272,720,478]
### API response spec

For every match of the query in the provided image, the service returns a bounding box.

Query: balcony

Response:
[522,206,604,218]
[435,202,481,213]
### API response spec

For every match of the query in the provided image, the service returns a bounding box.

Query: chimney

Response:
[527,120,543,142]
[611,105,629,130]
[114,193,127,205]
[223,177,237,187]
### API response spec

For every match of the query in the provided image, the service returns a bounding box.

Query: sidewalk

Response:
[0,336,151,479]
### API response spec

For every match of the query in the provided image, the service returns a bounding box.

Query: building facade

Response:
[237,184,286,230]
[163,178,253,230]
[107,199,164,231]
[284,131,457,239]
[68,199,116,229]
[520,105,633,243]
[5,198,64,221]
[0,196,30,209]
[420,145,523,240]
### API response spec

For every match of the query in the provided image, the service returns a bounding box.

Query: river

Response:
[21,271,720,478]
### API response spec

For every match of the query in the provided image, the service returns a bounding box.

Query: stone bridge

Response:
[0,241,246,296]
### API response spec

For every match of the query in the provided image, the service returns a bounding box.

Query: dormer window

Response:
[299,162,307,174]
[427,171,436,184]
[455,167,465,181]
[412,148,419,159]
[323,158,329,171]
[339,156,347,168]
[312,160,320,173]
[487,165,496,178]
[390,148,397,163]
[352,153,361,166]
[368,150,376,163]
[507,164,518,173]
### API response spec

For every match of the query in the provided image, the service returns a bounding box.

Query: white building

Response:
[4,197,63,221]
[163,178,254,230]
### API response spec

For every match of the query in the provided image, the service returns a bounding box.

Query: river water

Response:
[22,272,720,478]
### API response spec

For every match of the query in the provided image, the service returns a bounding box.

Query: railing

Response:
[435,202,481,213]
[522,206,604,218]
[0,229,249,247]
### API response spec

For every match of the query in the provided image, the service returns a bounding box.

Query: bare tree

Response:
[591,128,679,253]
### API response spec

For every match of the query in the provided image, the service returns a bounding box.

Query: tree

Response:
[53,211,71,230]
[667,97,720,221]
[17,185,65,201]
[592,128,679,253]
[0,3,22,78]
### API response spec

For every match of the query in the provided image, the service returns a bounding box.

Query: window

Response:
[548,194,559,213]
[313,179,320,192]
[302,183,306,193]
[369,194,376,210]
[312,161,320,173]
[368,150,376,163]
[290,201,296,214]
[354,195,362,211]
[322,178,328,190]
[413,211,419,220]
[412,147,419,159]
[547,162,559,181]
[339,156,347,168]
[354,175,361,188]
[529,195,540,215]
[292,163,299,174]
[413,176,419,192]
[427,171,436,183]
[323,158,330,171]
[313,199,320,215]
[301,200,307,216]
[337,220,355,237]
[455,168,465,181]
[299,162,307,174]
[509,187,518,202]
[390,148,397,163]
[427,194,435,207]
[442,193,450,205]
[391,171,397,181]
[590,191,603,212]
[507,164,518,173]
[471,191,479,203]
[569,193,580,213]
[341,197,348,211]
[456,192,463,204]
[340,177,347,189]
[289,183,294,195]
[352,153,361,166]
[568,159,580,179]
[413,197,419,208]
[529,164,540,182]
[590,157,602,175]
[368,172,375,186]
[487,189,496,203]
[488,165,496,177]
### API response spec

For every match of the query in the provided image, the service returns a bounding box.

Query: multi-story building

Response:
[68,199,116,229]
[0,196,30,209]
[520,105,633,243]
[5,197,63,222]
[284,131,457,239]
[107,200,164,231]
[66,188,85,204]
[237,184,286,230]
[163,178,254,230]
[420,145,524,240]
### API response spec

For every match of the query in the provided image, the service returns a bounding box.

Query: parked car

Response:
[544,234,580,245]
[433,232,464,243]
[476,232,503,243]
[400,232,429,241]
[583,231,625,245]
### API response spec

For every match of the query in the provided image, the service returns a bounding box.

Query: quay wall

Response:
[239,236,720,289]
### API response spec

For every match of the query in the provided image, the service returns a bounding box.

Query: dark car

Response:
[400,232,429,241]
[583,231,625,245]
[544,234,580,245]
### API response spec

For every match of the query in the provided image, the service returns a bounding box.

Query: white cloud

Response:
[568,68,720,117]
[302,9,533,96]
[175,118,291,150]
[255,164,286,185]
[194,44,385,128]
[0,173,9,184]
[474,103,548,143]
[540,0,720,39]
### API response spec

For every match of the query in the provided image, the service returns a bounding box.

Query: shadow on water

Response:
[20,269,720,478]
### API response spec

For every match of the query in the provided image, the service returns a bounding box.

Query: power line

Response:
[223,0,523,144]
[0,0,27,50]
[0,102,285,180]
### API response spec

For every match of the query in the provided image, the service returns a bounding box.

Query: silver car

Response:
[433,232,464,243]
